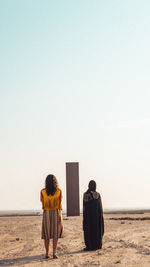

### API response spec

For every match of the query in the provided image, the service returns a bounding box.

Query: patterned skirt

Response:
[42,210,59,239]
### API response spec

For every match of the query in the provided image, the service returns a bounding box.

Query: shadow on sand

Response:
[0,254,46,266]
[0,250,89,266]
[59,249,93,256]
[66,249,84,255]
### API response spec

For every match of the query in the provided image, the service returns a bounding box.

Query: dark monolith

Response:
[66,162,80,216]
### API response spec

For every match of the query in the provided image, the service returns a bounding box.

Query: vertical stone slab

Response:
[66,162,80,216]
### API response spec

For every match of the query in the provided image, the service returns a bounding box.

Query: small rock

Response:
[16,238,19,241]
[115,260,121,264]
[121,222,125,224]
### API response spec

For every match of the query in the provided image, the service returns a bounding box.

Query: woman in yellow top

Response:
[40,174,62,259]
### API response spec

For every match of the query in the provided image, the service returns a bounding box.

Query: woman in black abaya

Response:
[83,180,104,251]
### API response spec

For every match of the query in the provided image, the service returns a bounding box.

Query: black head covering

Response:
[88,180,96,192]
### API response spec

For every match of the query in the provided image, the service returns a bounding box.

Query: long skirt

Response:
[42,210,60,239]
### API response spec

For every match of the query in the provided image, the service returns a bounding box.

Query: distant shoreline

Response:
[104,209,150,214]
[0,208,150,217]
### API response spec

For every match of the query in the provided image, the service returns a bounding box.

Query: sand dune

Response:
[0,213,150,266]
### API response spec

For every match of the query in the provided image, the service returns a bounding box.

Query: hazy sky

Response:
[0,0,150,211]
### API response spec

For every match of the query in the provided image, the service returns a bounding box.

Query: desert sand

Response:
[0,212,150,267]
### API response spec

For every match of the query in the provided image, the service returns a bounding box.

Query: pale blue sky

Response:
[0,0,150,210]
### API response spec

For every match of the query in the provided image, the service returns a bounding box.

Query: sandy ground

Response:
[0,213,150,267]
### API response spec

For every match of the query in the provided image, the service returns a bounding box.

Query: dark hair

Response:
[45,174,58,196]
[88,180,96,191]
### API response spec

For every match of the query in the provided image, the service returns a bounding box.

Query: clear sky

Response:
[0,0,150,211]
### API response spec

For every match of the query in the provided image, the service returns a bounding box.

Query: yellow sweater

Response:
[40,188,62,211]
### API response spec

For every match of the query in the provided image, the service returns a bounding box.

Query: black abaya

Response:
[83,191,104,250]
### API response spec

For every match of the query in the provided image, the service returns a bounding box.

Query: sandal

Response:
[45,255,50,259]
[53,254,58,259]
